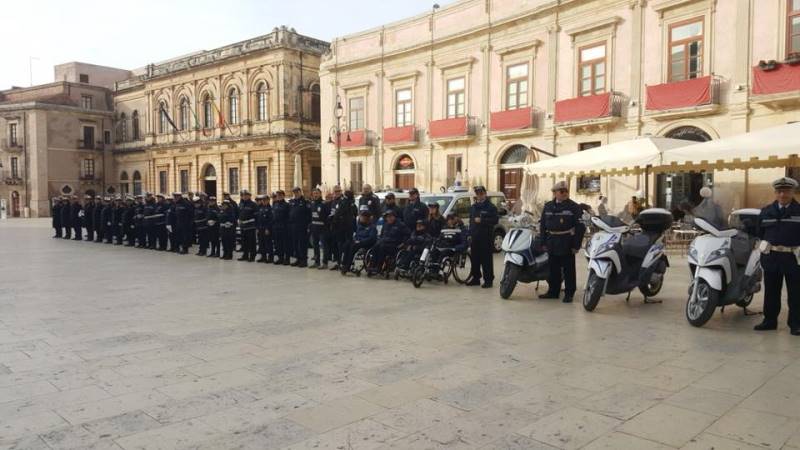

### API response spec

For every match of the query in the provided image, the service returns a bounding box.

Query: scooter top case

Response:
[636,208,673,234]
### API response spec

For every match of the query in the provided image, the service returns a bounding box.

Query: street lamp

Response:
[328,96,350,185]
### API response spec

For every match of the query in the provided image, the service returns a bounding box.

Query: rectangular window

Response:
[790,0,800,55]
[82,126,95,149]
[82,159,95,178]
[348,97,365,130]
[577,142,602,192]
[446,77,466,118]
[81,95,93,110]
[256,166,268,195]
[395,89,412,126]
[228,167,240,194]
[579,44,606,96]
[10,157,19,179]
[350,162,363,193]
[179,169,189,194]
[104,130,111,145]
[506,64,529,110]
[79,74,89,83]
[446,154,463,187]
[159,171,168,194]
[669,19,704,82]
[9,123,18,146]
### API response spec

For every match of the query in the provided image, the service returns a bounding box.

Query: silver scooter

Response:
[685,209,763,327]
[499,212,549,299]
[583,209,672,311]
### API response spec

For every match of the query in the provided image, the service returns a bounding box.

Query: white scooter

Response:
[499,212,549,299]
[583,208,672,311]
[685,209,763,327]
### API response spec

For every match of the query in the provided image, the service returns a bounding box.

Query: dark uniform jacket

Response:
[353,222,378,246]
[759,199,800,273]
[403,200,428,229]
[113,205,126,229]
[381,201,403,218]
[288,196,312,228]
[61,202,72,227]
[93,203,104,232]
[122,204,136,232]
[101,204,113,228]
[405,230,431,253]
[238,199,258,230]
[469,200,499,241]
[207,205,220,230]
[84,202,95,229]
[194,205,209,231]
[427,215,446,237]
[143,200,158,226]
[540,198,586,256]
[440,224,468,252]
[52,202,62,228]
[173,199,194,228]
[332,197,357,234]
[256,204,273,231]
[70,202,82,227]
[272,200,289,230]
[359,193,381,219]
[219,207,237,230]
[309,199,329,233]
[155,201,169,226]
[380,220,411,247]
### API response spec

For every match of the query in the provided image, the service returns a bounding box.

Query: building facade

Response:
[112,27,329,201]
[0,63,127,217]
[320,0,800,214]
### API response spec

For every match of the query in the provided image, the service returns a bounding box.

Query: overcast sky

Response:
[0,0,453,90]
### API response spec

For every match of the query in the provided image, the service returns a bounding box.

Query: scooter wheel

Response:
[499,263,520,300]
[583,271,604,312]
[686,279,719,327]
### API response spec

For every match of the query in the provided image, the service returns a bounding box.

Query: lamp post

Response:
[327,96,349,185]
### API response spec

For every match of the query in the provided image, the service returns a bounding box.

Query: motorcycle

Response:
[499,212,550,299]
[685,209,763,327]
[583,208,672,311]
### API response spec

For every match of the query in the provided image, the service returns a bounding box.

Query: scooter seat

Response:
[622,232,657,260]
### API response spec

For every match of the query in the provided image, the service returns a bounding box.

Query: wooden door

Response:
[394,173,415,190]
[500,169,522,200]
[11,191,20,217]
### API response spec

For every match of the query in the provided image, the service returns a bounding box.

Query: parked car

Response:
[421,186,511,252]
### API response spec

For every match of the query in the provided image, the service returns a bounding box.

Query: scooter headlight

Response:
[596,241,617,255]
[688,246,698,263]
[706,247,730,263]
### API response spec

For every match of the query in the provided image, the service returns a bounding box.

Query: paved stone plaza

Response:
[1,220,799,450]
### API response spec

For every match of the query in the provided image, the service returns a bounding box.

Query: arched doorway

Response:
[499,145,530,200]
[119,171,129,195]
[202,165,217,196]
[394,154,415,190]
[10,191,20,217]
[658,125,714,209]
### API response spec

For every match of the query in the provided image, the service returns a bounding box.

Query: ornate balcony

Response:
[4,177,23,185]
[382,126,417,148]
[645,76,720,120]
[339,129,373,152]
[554,92,623,133]
[489,107,538,138]
[0,138,23,152]
[751,62,800,109]
[428,117,476,143]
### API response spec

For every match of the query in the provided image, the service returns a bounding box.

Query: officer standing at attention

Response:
[194,197,210,256]
[52,197,63,238]
[84,195,96,242]
[113,196,126,245]
[755,177,800,336]
[173,192,194,254]
[237,189,258,262]
[326,186,344,270]
[272,190,290,265]
[93,196,105,243]
[102,197,114,244]
[255,194,274,263]
[206,197,220,258]
[359,184,381,219]
[466,186,499,288]
[309,188,330,269]
[123,197,137,246]
[403,188,428,229]
[61,195,73,239]
[219,199,237,260]
[142,193,157,249]
[70,195,83,241]
[154,194,169,250]
[539,181,586,303]
[289,187,312,267]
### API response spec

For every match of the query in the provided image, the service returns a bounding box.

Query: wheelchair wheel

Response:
[352,248,367,276]
[412,265,425,288]
[440,258,452,284]
[452,252,472,284]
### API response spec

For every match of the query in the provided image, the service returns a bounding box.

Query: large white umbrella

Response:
[526,137,691,177]
[660,122,800,170]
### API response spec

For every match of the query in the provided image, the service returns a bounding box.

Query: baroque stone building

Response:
[112,27,329,201]
[320,0,800,214]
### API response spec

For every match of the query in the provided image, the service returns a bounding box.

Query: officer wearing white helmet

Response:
[755,177,800,336]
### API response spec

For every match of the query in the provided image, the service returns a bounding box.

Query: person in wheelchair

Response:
[368,209,410,276]
[436,212,468,258]
[397,219,431,271]
[340,206,377,275]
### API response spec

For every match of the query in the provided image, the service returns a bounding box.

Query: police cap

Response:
[385,192,395,199]
[773,177,798,190]
[292,186,301,192]
[172,192,182,197]
[276,190,285,195]
[240,189,251,196]
[156,193,165,198]
[416,219,427,225]
[256,194,267,200]
[473,185,487,193]
[382,209,396,217]
[409,188,420,195]
[359,204,371,215]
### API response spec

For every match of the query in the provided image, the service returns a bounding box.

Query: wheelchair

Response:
[340,246,368,277]
[409,237,459,288]
[364,245,401,279]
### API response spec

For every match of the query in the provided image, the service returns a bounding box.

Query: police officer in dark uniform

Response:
[123,197,137,246]
[102,197,114,244]
[69,195,82,241]
[52,197,63,238]
[194,196,210,256]
[755,177,800,336]
[309,188,330,269]
[539,181,586,303]
[61,195,73,239]
[173,192,194,254]
[427,202,446,237]
[237,189,258,262]
[142,193,157,249]
[368,209,410,275]
[272,190,291,265]
[84,195,96,242]
[358,184,381,219]
[466,186,499,288]
[133,195,145,247]
[219,199,237,260]
[154,194,169,250]
[206,197,220,257]
[381,192,402,217]
[93,196,105,243]
[289,187,312,267]
[113,197,126,245]
[403,188,428,229]
[256,194,274,263]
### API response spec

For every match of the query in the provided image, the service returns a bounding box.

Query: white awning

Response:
[660,122,800,170]
[526,137,691,177]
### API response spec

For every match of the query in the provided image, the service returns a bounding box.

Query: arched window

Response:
[132,171,142,196]
[202,94,213,128]
[394,154,415,170]
[119,171,129,195]
[159,101,169,134]
[179,97,190,131]
[228,88,239,124]
[256,82,268,122]
[132,110,140,140]
[119,113,128,142]
[500,145,530,165]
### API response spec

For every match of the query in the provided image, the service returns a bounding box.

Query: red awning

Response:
[383,126,415,144]
[753,63,800,95]
[490,107,533,132]
[646,76,712,110]
[554,92,611,123]
[340,129,367,148]
[429,117,468,139]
